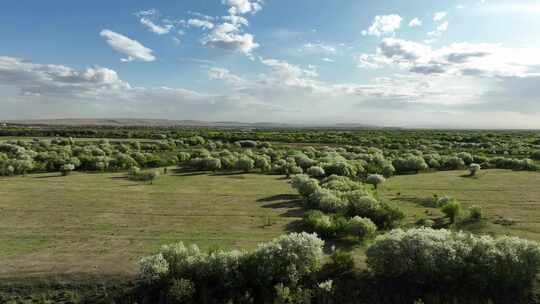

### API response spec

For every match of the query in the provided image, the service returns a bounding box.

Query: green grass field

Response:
[381,169,540,241]
[0,170,301,280]
[2,168,540,283]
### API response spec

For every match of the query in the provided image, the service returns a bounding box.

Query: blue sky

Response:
[1,0,540,128]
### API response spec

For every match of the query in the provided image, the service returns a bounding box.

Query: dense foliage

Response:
[138,232,324,303]
[367,228,540,300]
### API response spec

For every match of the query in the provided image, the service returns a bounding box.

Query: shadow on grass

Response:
[211,171,245,176]
[33,174,62,179]
[225,175,247,180]
[460,174,479,179]
[391,195,439,208]
[173,171,209,177]
[257,194,300,202]
[284,219,305,233]
[456,219,489,233]
[110,176,128,180]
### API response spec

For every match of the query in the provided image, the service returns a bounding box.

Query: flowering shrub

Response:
[347,216,377,238]
[307,166,326,178]
[138,233,324,303]
[469,163,481,176]
[366,228,540,290]
[60,163,75,176]
[291,174,320,198]
[366,174,385,189]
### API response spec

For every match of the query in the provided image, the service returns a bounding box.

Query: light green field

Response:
[381,169,540,241]
[2,168,540,282]
[0,171,301,279]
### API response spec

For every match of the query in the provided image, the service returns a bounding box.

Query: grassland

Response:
[381,169,540,241]
[2,168,540,283]
[0,170,301,280]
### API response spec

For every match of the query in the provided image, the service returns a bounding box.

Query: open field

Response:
[0,171,301,279]
[2,168,540,281]
[381,169,540,241]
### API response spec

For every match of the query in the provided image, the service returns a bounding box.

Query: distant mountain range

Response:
[3,118,381,129]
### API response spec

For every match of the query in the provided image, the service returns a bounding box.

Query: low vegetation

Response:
[2,126,540,302]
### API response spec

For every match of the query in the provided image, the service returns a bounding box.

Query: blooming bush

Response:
[366,174,386,189]
[366,228,540,291]
[138,233,324,303]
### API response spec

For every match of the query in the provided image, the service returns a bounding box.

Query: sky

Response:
[1,0,540,128]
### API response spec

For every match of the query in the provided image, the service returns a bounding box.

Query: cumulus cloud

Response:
[376,38,540,77]
[202,22,259,55]
[356,53,390,69]
[261,58,318,79]
[100,29,156,62]
[0,56,276,121]
[362,14,403,37]
[208,67,247,85]
[434,11,447,21]
[0,56,129,99]
[140,18,173,35]
[3,55,540,128]
[135,9,174,35]
[408,18,422,27]
[222,0,264,15]
[188,18,215,30]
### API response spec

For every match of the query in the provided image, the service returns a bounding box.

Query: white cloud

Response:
[376,38,540,77]
[188,18,215,30]
[0,56,129,98]
[135,9,158,18]
[362,14,403,37]
[408,18,422,27]
[433,11,447,21]
[355,53,390,69]
[100,29,156,62]
[222,0,264,15]
[190,0,261,57]
[202,22,259,55]
[302,43,337,54]
[208,67,246,85]
[437,21,449,32]
[0,56,276,121]
[261,58,319,80]
[140,18,173,35]
[427,21,449,38]
[222,15,249,26]
[4,55,540,128]
[135,9,174,35]
[322,58,334,63]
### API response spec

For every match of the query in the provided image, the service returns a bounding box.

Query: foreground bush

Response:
[366,228,540,293]
[138,233,324,303]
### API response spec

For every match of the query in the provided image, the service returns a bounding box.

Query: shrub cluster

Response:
[138,232,324,303]
[366,228,540,293]
[291,174,403,240]
[303,210,376,239]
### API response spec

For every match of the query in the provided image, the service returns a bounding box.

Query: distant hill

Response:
[4,118,380,129]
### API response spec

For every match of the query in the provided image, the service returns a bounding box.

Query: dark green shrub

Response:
[441,200,462,224]
[469,205,482,221]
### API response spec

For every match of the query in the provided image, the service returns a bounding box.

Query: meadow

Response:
[381,169,540,239]
[0,171,301,279]
[2,167,540,279]
[2,127,540,303]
